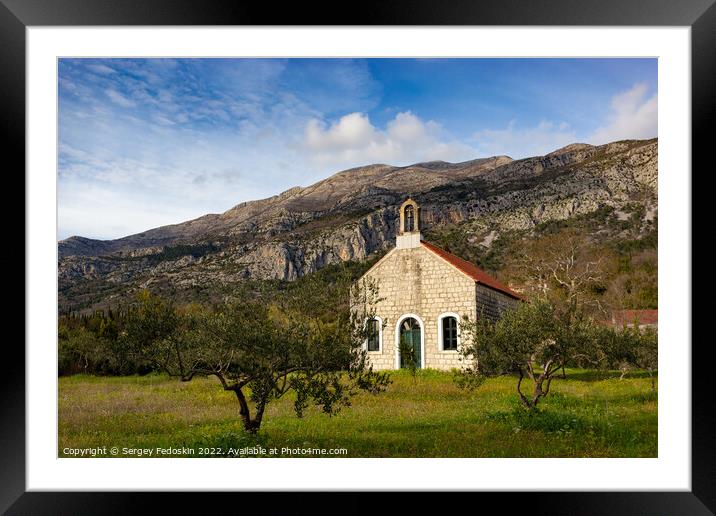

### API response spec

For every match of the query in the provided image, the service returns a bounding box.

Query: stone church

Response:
[357,199,521,371]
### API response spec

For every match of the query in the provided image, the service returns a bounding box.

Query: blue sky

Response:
[58,58,657,240]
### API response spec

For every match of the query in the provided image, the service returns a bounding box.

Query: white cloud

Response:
[305,112,377,151]
[106,89,136,108]
[303,111,477,167]
[472,120,578,159]
[589,83,657,144]
[86,63,115,75]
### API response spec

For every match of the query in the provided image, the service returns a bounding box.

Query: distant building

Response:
[355,199,521,371]
[610,309,658,329]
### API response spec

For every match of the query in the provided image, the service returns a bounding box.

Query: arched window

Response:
[404,205,415,232]
[439,314,459,351]
[365,317,381,352]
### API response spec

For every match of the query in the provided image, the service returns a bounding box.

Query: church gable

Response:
[361,244,476,311]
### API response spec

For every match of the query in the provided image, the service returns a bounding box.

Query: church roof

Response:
[420,240,523,300]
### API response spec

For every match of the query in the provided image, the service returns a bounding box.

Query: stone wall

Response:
[358,245,477,371]
[476,284,519,322]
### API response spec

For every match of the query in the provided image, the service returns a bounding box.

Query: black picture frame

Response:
[4,1,710,513]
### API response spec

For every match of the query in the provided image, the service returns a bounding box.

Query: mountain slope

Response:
[58,138,657,312]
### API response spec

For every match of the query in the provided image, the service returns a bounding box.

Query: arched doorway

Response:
[397,316,422,370]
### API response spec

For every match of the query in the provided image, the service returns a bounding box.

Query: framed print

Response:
[5,0,713,512]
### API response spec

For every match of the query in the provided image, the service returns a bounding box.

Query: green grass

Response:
[58,368,657,458]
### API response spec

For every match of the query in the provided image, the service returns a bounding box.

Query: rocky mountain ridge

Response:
[59,138,657,312]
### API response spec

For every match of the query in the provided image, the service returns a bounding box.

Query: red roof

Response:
[420,240,523,300]
[611,309,658,326]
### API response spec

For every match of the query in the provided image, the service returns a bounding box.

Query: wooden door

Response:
[399,318,421,369]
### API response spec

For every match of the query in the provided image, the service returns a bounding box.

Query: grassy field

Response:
[58,369,657,458]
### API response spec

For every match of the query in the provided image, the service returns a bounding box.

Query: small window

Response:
[404,205,414,232]
[442,316,458,351]
[366,318,380,352]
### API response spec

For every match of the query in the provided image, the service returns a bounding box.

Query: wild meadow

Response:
[58,368,657,458]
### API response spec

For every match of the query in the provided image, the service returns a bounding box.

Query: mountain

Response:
[58,138,657,312]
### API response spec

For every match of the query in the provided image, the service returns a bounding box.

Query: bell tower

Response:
[396,198,422,249]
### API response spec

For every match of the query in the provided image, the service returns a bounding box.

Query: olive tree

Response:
[122,280,390,433]
[633,326,658,390]
[58,326,104,375]
[456,299,601,410]
[599,323,658,389]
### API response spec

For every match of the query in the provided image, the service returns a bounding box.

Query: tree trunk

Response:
[531,380,544,409]
[253,401,267,431]
[233,387,263,433]
[516,370,536,410]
